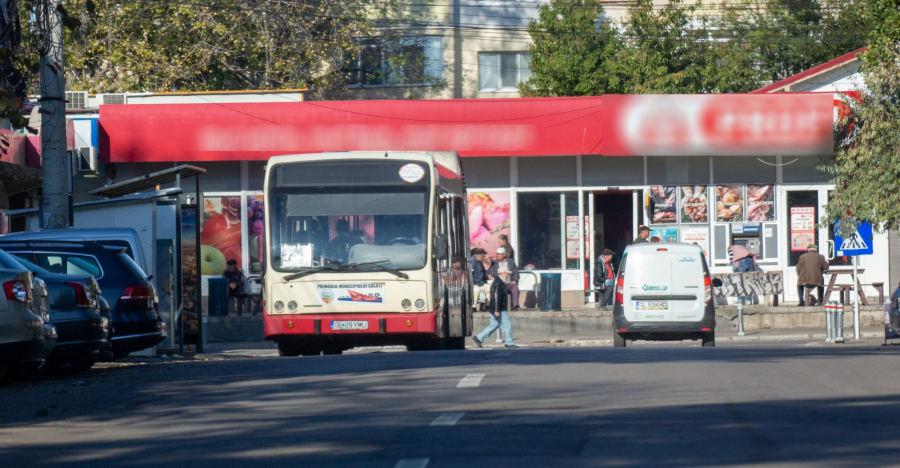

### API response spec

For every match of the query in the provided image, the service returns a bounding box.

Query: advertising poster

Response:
[680,186,709,223]
[715,185,745,223]
[181,208,199,332]
[649,186,677,224]
[680,227,710,257]
[650,228,678,243]
[747,185,775,222]
[316,282,385,304]
[790,207,816,251]
[467,191,511,255]
[202,196,244,273]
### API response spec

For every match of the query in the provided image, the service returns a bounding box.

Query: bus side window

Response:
[452,197,465,266]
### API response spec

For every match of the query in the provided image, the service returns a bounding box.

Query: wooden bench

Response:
[824,269,866,305]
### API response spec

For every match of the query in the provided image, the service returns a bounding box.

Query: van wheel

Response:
[701,331,715,347]
[613,332,627,347]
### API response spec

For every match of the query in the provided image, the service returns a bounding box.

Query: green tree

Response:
[519,0,621,97]
[821,0,900,236]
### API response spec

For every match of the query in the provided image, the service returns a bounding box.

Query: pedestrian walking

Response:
[223,259,246,316]
[472,269,516,348]
[471,248,492,310]
[498,234,515,261]
[495,247,520,310]
[796,244,828,306]
[633,225,650,244]
[594,249,616,309]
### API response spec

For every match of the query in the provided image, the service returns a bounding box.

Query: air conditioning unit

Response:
[65,91,88,109]
[100,93,127,105]
[76,146,98,174]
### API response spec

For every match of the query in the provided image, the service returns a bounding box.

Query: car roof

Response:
[0,241,124,254]
[625,243,704,254]
[0,228,139,241]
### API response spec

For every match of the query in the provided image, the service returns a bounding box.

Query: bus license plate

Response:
[636,301,668,310]
[331,321,369,331]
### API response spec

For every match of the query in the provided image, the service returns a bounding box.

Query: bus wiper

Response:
[345,261,409,280]
[282,264,339,281]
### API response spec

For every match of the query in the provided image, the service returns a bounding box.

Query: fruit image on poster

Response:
[467,191,511,254]
[202,196,243,274]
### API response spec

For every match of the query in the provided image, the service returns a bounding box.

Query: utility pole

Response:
[39,0,68,229]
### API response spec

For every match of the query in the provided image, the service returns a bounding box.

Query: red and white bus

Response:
[263,151,472,355]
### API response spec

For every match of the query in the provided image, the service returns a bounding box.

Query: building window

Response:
[346,37,443,86]
[478,52,531,92]
[517,192,578,270]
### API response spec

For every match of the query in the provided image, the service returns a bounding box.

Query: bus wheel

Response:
[277,342,302,357]
[322,346,343,355]
[444,337,466,350]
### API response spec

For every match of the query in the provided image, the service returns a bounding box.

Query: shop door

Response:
[783,188,832,302]
[587,190,639,298]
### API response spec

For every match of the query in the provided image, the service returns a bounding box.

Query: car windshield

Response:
[268,160,431,271]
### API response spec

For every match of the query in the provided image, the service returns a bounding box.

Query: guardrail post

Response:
[835,302,845,343]
[737,295,745,336]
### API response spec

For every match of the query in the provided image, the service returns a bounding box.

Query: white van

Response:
[612,243,722,347]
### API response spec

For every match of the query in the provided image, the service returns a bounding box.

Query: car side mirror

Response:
[711,278,723,288]
[434,235,449,260]
[146,275,154,281]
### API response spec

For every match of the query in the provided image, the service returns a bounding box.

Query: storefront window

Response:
[787,191,818,267]
[517,192,578,270]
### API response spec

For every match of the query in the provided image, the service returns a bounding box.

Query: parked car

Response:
[0,252,48,385]
[0,228,148,272]
[5,252,110,372]
[612,243,723,347]
[0,241,165,359]
[12,277,59,380]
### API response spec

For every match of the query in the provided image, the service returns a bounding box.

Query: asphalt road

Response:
[2,344,900,467]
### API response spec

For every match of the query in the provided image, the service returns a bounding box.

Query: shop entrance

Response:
[591,191,636,265]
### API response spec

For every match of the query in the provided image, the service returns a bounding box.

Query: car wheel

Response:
[701,331,716,347]
[613,332,627,348]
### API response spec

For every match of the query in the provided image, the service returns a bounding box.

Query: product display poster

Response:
[680,227,710,257]
[680,186,709,223]
[790,206,816,251]
[791,232,816,251]
[649,186,677,224]
[747,185,775,222]
[650,228,678,243]
[715,186,745,223]
[202,196,244,273]
[467,191,511,255]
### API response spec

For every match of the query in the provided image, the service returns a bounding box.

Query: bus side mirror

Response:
[711,278,723,288]
[434,235,449,260]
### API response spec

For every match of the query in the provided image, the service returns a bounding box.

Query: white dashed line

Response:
[394,458,430,468]
[430,412,465,426]
[457,373,485,388]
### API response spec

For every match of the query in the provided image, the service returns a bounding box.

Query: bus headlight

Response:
[415,299,426,310]
[288,301,299,311]
[401,299,412,310]
[274,301,285,312]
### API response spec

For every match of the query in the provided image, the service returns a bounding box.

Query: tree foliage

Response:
[821,0,900,236]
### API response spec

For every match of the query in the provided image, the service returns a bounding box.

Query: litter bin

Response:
[207,278,229,317]
[540,273,562,312]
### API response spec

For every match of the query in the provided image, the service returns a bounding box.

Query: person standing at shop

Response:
[495,247,520,311]
[498,234,515,261]
[223,259,246,316]
[594,249,616,309]
[796,244,829,306]
[633,225,651,244]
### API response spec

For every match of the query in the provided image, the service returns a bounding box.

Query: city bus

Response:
[263,151,473,355]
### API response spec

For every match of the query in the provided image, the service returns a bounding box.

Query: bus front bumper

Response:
[264,310,438,338]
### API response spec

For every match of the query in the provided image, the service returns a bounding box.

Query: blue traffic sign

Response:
[834,222,874,256]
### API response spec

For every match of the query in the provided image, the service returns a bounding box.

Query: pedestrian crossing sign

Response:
[834,222,873,256]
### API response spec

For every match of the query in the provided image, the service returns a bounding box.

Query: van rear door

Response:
[624,251,673,322]
[669,252,706,321]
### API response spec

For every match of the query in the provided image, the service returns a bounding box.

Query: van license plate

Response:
[636,301,668,310]
[331,321,369,331]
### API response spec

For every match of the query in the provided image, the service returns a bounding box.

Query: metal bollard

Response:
[736,295,745,336]
[825,301,835,342]
[835,302,845,343]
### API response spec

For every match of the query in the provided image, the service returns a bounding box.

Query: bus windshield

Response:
[268,160,431,272]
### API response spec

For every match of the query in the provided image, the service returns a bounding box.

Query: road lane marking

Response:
[457,373,485,388]
[430,412,465,426]
[395,458,430,468]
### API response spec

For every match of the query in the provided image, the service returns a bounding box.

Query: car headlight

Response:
[415,299,426,310]
[274,301,285,312]
[288,301,299,311]
[401,299,412,310]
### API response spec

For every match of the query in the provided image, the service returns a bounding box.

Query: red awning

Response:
[99,97,605,163]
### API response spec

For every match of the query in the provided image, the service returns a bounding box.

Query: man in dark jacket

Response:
[470,248,491,309]
[223,259,246,316]
[594,249,616,309]
[796,244,828,306]
[633,225,651,244]
[472,270,516,348]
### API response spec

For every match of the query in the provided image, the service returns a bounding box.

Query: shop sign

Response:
[731,223,760,234]
[747,184,775,222]
[649,186,677,224]
[565,216,590,260]
[715,186,745,223]
[601,94,834,156]
[790,207,816,251]
[680,186,709,223]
